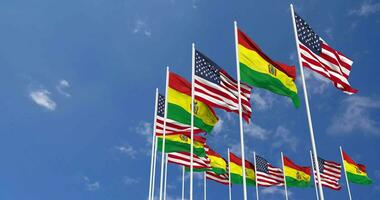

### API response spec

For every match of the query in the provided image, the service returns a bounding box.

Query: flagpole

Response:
[182,166,185,200]
[151,136,158,200]
[159,67,170,200]
[204,172,207,200]
[281,152,289,200]
[340,146,353,200]
[164,154,168,200]
[228,148,232,200]
[148,89,159,200]
[253,151,259,200]
[190,42,195,200]
[310,150,320,200]
[290,4,325,200]
[234,20,248,200]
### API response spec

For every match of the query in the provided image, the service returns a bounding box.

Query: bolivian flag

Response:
[229,152,255,185]
[167,72,219,133]
[342,150,372,185]
[157,134,206,157]
[237,28,300,107]
[207,147,227,175]
[283,156,311,187]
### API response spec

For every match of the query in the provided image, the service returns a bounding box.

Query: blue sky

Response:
[1,0,380,199]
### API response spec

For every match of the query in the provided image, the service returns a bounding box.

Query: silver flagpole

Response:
[159,67,170,200]
[233,20,248,200]
[164,154,168,200]
[310,150,319,200]
[340,146,353,200]
[190,43,195,200]
[290,4,325,200]
[151,136,158,200]
[204,172,207,200]
[228,148,232,200]
[253,151,259,200]
[148,88,159,200]
[182,166,185,200]
[281,152,289,200]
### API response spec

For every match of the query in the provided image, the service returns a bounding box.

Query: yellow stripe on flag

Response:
[209,155,227,170]
[167,87,218,126]
[344,160,368,177]
[230,162,255,180]
[157,134,204,149]
[238,44,298,93]
[284,166,310,182]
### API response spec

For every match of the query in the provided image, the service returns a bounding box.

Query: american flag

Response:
[167,151,211,170]
[155,94,202,135]
[314,157,342,190]
[255,155,284,186]
[194,50,252,122]
[206,171,229,185]
[294,12,357,94]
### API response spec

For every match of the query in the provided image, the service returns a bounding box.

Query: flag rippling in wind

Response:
[156,94,202,135]
[255,155,284,186]
[206,171,229,185]
[167,151,211,170]
[294,12,357,94]
[194,50,253,122]
[314,157,342,190]
[342,150,372,185]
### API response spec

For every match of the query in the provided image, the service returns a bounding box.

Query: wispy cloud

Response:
[328,96,380,136]
[301,69,330,94]
[261,187,292,197]
[324,28,333,40]
[132,19,152,37]
[349,1,380,16]
[244,123,270,140]
[115,144,137,158]
[29,89,57,111]
[250,91,275,111]
[56,79,71,97]
[83,176,100,191]
[136,121,153,143]
[123,176,139,185]
[213,118,224,135]
[272,126,298,152]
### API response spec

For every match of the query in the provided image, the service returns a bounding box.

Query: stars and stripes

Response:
[167,152,211,170]
[194,50,253,122]
[155,94,202,135]
[314,157,342,190]
[255,155,284,186]
[294,12,358,95]
[206,171,229,185]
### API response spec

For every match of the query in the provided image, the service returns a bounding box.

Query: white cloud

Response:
[301,69,330,94]
[56,79,71,97]
[349,1,380,16]
[29,89,57,111]
[213,118,224,135]
[115,144,137,158]
[83,176,100,191]
[244,123,270,140]
[136,121,153,143]
[123,176,139,185]
[272,126,298,152]
[324,28,333,40]
[328,96,380,135]
[261,187,292,197]
[132,19,152,37]
[251,92,275,111]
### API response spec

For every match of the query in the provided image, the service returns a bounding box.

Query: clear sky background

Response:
[0,0,379,199]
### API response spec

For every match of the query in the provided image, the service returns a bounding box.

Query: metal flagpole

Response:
[159,67,170,200]
[204,172,207,200]
[310,150,320,200]
[234,20,248,200]
[190,43,195,200]
[340,146,353,200]
[151,136,158,200]
[164,154,168,200]
[148,88,159,200]
[290,4,325,200]
[228,148,232,200]
[281,152,289,200]
[182,166,185,200]
[253,151,259,200]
